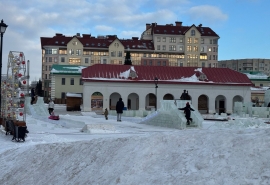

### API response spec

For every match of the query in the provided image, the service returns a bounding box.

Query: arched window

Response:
[191,30,195,36]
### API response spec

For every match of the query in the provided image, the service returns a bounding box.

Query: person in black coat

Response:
[180,90,189,100]
[178,102,194,125]
[31,88,35,105]
[116,98,124,122]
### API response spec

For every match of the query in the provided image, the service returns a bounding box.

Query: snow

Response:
[66,92,82,98]
[1,105,270,184]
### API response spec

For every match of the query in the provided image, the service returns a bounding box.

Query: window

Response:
[187,38,192,44]
[61,57,65,62]
[157,45,160,50]
[202,62,205,67]
[157,61,161,66]
[61,92,66,99]
[119,61,122,64]
[163,61,166,66]
[201,47,204,52]
[144,60,147,65]
[209,55,211,60]
[69,49,74,55]
[118,51,122,57]
[169,37,176,43]
[76,49,81,55]
[187,46,192,52]
[162,45,166,50]
[70,78,74,85]
[52,49,57,54]
[62,78,65,85]
[169,45,176,51]
[191,30,195,36]
[80,79,83,85]
[179,38,183,43]
[208,47,212,52]
[149,60,152,66]
[157,37,161,42]
[201,39,204,44]
[49,57,52,62]
[45,74,47,80]
[162,37,166,42]
[49,65,52,71]
[179,46,183,51]
[193,46,198,52]
[54,57,57,63]
[180,62,183,67]
[213,39,218,44]
[103,59,107,64]
[194,38,198,44]
[210,39,213,44]
[85,58,89,63]
[213,55,216,60]
[111,51,115,57]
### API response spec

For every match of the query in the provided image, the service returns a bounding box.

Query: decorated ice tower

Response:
[1,51,29,122]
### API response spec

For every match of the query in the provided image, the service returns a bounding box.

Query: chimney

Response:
[146,23,151,30]
[76,33,80,37]
[132,37,139,40]
[175,21,182,26]
[82,34,91,38]
[198,24,202,27]
[152,22,157,27]
[55,33,63,36]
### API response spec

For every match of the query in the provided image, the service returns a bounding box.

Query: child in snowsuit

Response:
[104,108,108,120]
[178,102,194,125]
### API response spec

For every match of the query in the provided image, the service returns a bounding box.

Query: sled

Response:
[48,115,60,120]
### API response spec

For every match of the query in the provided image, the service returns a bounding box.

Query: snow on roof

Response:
[66,92,82,97]
[51,66,86,73]
[245,73,269,79]
[119,66,136,79]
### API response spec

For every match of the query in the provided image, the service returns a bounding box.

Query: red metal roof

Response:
[40,34,154,50]
[81,64,252,86]
[150,23,219,37]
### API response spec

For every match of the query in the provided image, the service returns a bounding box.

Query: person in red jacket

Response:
[178,102,194,125]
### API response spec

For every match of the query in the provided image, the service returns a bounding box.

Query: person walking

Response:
[178,102,194,125]
[31,88,35,105]
[116,98,124,122]
[48,99,55,115]
[104,108,108,120]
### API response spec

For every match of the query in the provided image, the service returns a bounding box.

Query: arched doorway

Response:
[127,93,139,110]
[233,95,243,112]
[215,95,226,114]
[198,95,209,114]
[145,93,156,110]
[163,94,174,100]
[109,92,121,110]
[91,92,103,111]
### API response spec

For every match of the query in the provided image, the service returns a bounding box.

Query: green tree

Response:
[35,80,42,96]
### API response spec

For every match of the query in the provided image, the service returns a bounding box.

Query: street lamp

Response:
[154,77,158,111]
[0,19,8,117]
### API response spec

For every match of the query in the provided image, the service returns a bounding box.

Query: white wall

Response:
[82,81,251,114]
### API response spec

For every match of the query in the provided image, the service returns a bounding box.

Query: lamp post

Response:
[0,19,8,117]
[154,77,158,111]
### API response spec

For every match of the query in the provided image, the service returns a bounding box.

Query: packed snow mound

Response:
[1,129,270,185]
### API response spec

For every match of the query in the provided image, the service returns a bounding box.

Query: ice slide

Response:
[25,97,85,128]
[139,100,203,129]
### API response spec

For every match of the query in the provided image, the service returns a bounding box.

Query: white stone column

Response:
[208,98,216,114]
[226,97,233,114]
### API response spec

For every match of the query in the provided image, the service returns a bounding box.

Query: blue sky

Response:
[0,0,269,81]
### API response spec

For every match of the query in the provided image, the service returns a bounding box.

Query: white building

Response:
[82,64,252,114]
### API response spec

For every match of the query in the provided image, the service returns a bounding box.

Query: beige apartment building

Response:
[40,21,220,101]
[218,59,270,75]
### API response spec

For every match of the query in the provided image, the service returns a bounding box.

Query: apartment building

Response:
[40,21,220,101]
[218,59,270,75]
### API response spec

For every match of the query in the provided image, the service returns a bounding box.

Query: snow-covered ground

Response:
[1,104,270,185]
